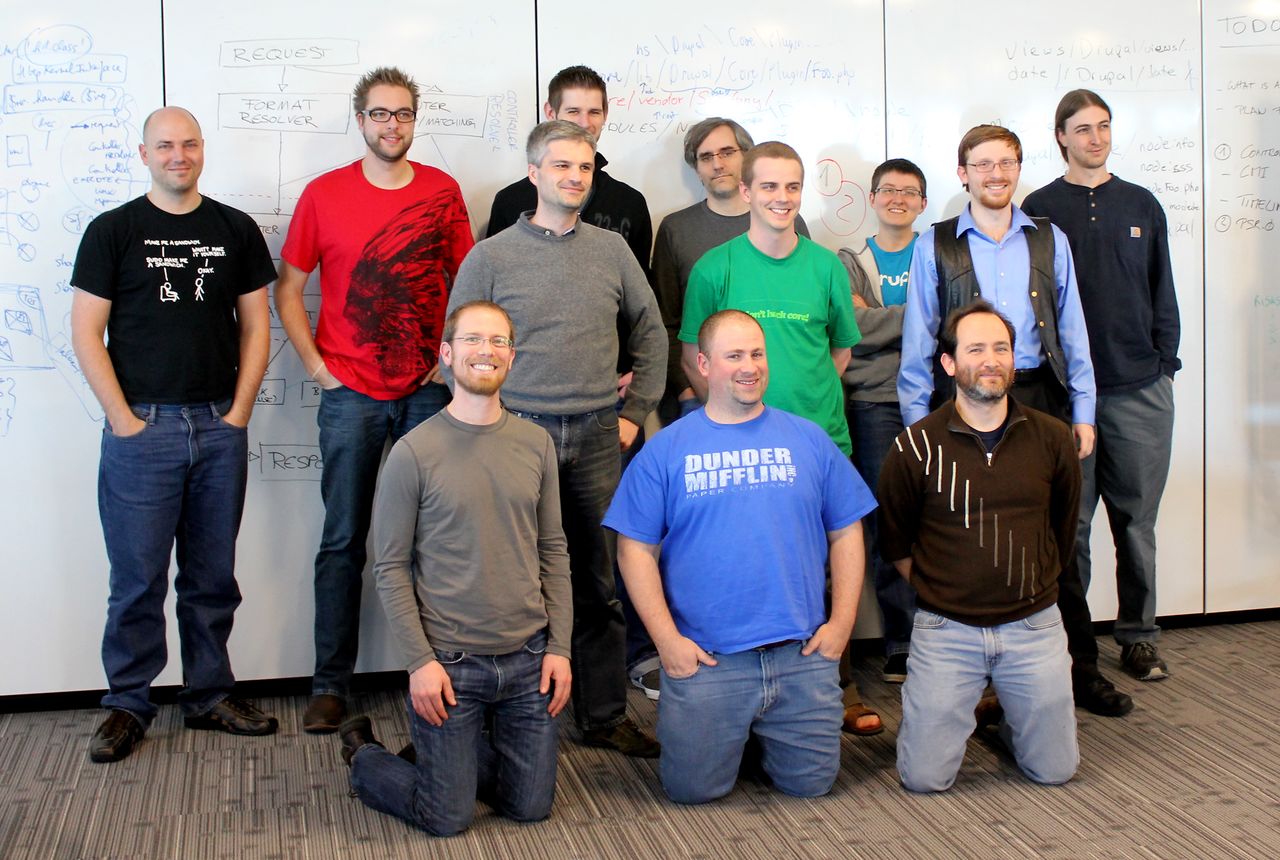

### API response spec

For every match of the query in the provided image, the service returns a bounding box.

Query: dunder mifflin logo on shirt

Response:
[684,448,797,496]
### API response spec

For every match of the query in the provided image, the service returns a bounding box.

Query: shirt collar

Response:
[956,203,1036,238]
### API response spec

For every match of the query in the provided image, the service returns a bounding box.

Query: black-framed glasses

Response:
[362,107,418,123]
[696,147,741,164]
[873,186,923,199]
[965,159,1020,173]
[454,335,514,350]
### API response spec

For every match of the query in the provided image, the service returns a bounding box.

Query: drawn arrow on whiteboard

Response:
[278,66,288,93]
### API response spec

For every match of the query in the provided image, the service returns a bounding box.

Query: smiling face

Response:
[694,124,746,202]
[356,84,415,163]
[958,139,1020,213]
[870,169,926,230]
[941,312,1015,405]
[140,108,204,198]
[698,314,769,416]
[529,138,595,216]
[1058,104,1112,172]
[742,156,803,235]
[441,305,514,397]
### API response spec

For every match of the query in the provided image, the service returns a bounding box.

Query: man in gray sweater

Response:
[447,120,667,757]
[339,300,573,837]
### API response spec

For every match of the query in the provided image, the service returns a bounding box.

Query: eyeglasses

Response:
[965,159,1020,173]
[873,186,923,199]
[361,108,418,123]
[696,147,741,164]
[453,335,514,350]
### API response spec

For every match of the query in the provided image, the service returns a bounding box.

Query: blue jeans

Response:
[657,642,843,804]
[897,606,1078,792]
[1078,376,1174,645]
[509,407,626,730]
[98,400,247,724]
[313,382,450,697]
[349,631,559,836]
[846,399,915,655]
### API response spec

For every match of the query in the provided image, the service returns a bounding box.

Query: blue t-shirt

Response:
[604,407,877,654]
[867,234,916,307]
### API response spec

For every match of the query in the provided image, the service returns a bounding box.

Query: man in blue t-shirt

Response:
[837,158,928,686]
[605,310,876,805]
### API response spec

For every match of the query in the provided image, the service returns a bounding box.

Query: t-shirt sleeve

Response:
[238,212,278,294]
[70,213,120,299]
[279,184,320,273]
[603,442,668,544]
[678,256,718,344]
[819,429,877,531]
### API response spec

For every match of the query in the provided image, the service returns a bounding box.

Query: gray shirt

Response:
[448,215,666,426]
[371,409,572,672]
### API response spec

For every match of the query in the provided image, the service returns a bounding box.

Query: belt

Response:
[1013,364,1050,383]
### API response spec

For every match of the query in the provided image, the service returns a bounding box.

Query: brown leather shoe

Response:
[303,694,347,734]
[89,709,145,763]
[581,717,660,758]
[184,697,279,735]
[974,693,1004,730]
[338,715,382,766]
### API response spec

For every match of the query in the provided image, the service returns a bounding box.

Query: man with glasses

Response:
[276,66,475,733]
[447,120,666,758]
[339,300,572,837]
[836,158,927,686]
[1023,90,1181,683]
[898,125,1130,718]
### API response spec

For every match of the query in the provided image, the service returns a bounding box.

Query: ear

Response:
[527,161,538,185]
[1056,127,1068,149]
[543,101,555,122]
[138,143,149,165]
[696,350,711,379]
[739,181,750,204]
[439,340,454,370]
[940,351,957,379]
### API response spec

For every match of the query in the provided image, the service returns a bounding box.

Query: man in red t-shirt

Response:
[276,66,474,733]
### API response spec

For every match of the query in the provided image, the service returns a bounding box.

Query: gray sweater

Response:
[448,215,667,425]
[839,240,906,403]
[371,409,572,672]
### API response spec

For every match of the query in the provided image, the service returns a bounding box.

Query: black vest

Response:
[929,215,1064,408]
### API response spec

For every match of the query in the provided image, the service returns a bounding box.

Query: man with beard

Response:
[340,300,572,836]
[447,120,666,757]
[1023,90,1181,682]
[276,66,475,733]
[896,125,1130,719]
[879,301,1080,792]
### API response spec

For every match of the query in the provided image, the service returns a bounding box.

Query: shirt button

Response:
[1039,320,1046,327]
[1030,291,1038,297]
[1090,216,1096,221]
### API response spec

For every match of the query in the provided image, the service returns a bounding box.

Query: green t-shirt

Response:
[679,233,860,454]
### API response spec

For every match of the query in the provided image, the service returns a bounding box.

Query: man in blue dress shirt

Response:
[898,124,1131,718]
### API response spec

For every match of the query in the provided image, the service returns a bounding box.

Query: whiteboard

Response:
[536,0,887,251]
[884,0,1207,625]
[1203,0,1280,611]
[0,6,163,695]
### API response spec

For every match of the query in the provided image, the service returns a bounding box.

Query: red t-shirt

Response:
[281,161,474,399]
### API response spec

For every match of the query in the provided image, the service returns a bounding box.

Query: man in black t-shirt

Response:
[71,106,278,764]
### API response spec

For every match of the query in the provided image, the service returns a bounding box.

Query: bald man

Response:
[72,106,278,763]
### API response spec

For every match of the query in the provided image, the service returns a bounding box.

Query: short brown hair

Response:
[957,124,1022,168]
[683,118,754,168]
[1053,89,1112,160]
[742,141,804,187]
[547,65,606,112]
[353,66,419,113]
[526,119,596,166]
[939,299,1016,359]
[442,301,515,345]
[697,309,762,355]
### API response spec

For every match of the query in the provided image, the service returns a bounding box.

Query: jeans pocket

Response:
[592,408,619,434]
[521,629,549,656]
[913,609,948,630]
[1020,606,1062,631]
[105,409,151,439]
[434,650,467,665]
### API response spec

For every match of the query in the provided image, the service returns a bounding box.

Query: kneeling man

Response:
[605,310,876,804]
[878,301,1080,792]
[340,301,572,836]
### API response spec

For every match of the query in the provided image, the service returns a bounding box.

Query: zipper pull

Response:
[986,452,993,466]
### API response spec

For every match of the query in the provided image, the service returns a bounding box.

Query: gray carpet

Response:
[2,622,1278,859]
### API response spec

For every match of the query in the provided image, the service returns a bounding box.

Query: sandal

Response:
[842,701,884,736]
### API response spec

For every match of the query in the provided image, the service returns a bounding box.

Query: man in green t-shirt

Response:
[678,141,860,456]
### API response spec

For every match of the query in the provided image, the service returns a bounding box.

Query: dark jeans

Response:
[510,406,627,730]
[313,382,450,697]
[846,398,915,655]
[1010,372,1099,671]
[98,400,247,724]
[349,631,559,836]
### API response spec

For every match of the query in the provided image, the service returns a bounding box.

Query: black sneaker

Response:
[1073,672,1134,717]
[581,717,660,758]
[184,697,279,735]
[89,709,145,763]
[630,668,661,701]
[1121,642,1170,681]
[883,653,909,684]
